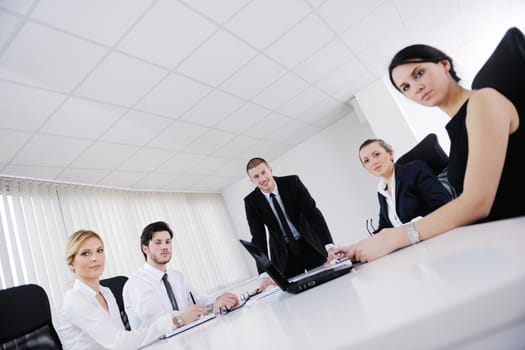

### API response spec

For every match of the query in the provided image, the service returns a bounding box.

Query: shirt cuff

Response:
[324,243,335,251]
[259,272,270,279]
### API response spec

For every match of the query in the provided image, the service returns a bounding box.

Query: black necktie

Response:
[270,193,300,254]
[162,273,179,311]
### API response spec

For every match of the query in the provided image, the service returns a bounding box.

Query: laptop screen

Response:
[239,240,290,289]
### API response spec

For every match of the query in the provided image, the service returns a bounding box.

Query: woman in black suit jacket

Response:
[359,139,452,234]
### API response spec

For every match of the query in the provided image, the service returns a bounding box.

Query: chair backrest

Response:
[472,27,525,115]
[0,284,63,349]
[396,133,456,198]
[396,133,448,174]
[100,275,131,330]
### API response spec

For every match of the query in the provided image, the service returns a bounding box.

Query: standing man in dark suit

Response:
[244,157,336,290]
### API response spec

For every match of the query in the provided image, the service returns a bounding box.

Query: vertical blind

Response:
[0,178,252,317]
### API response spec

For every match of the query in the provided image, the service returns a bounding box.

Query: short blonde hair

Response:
[65,230,103,267]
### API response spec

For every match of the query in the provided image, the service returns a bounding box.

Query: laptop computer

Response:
[239,239,353,294]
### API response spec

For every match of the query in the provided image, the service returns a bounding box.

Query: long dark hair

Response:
[388,44,460,92]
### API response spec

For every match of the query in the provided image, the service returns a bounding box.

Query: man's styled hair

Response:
[246,157,268,174]
[140,221,174,260]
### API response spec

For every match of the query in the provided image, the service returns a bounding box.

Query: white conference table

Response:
[145,216,525,350]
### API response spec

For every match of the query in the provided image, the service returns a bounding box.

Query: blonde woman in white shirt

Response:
[58,230,204,350]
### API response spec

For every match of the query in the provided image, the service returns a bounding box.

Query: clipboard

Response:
[160,313,216,339]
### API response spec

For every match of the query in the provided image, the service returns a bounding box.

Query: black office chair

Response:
[396,133,456,198]
[100,275,131,331]
[396,133,448,174]
[472,26,525,120]
[0,284,63,349]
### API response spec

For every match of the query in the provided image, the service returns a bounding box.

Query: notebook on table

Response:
[239,239,353,294]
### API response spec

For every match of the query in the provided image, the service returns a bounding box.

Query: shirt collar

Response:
[144,261,166,281]
[377,169,396,196]
[262,183,280,202]
[73,278,99,299]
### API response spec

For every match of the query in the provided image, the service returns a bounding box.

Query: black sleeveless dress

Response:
[446,100,525,222]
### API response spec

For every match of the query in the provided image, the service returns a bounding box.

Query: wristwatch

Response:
[406,222,421,244]
[174,314,184,328]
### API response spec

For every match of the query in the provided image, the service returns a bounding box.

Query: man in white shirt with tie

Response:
[123,221,239,330]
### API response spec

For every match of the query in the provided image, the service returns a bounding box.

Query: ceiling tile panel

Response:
[0,81,65,131]
[181,0,251,24]
[242,140,289,162]
[101,110,172,146]
[243,113,292,139]
[215,102,271,133]
[177,30,257,86]
[97,171,145,189]
[184,129,236,155]
[76,52,167,107]
[132,173,176,191]
[293,39,355,83]
[316,58,370,95]
[0,10,21,49]
[0,0,34,14]
[185,156,227,176]
[118,0,217,68]
[56,168,110,184]
[163,174,201,191]
[265,14,334,69]
[187,175,235,192]
[0,22,106,92]
[305,0,325,8]
[0,2,522,191]
[41,97,125,139]
[0,129,32,162]
[156,153,205,173]
[212,135,259,158]
[181,90,245,127]
[264,119,310,144]
[11,134,91,167]
[252,73,309,110]
[275,123,320,146]
[1,164,63,180]
[296,96,351,124]
[220,54,286,100]
[31,0,152,46]
[277,87,326,117]
[147,121,208,151]
[352,26,411,79]
[214,158,246,177]
[225,0,311,49]
[137,73,211,119]
[318,0,384,33]
[118,148,174,172]
[71,142,139,169]
[341,1,403,54]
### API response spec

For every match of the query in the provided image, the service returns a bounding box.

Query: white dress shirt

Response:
[123,263,214,330]
[377,173,422,227]
[58,279,172,350]
[258,184,335,279]
[377,172,404,227]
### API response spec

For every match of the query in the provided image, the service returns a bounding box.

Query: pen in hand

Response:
[189,291,196,304]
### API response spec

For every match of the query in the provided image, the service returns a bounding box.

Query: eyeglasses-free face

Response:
[71,237,105,282]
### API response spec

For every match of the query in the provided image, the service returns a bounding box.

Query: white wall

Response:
[222,113,379,275]
[221,75,456,278]
[354,76,451,157]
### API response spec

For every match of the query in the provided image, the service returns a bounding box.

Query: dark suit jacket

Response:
[376,160,452,232]
[244,175,333,274]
